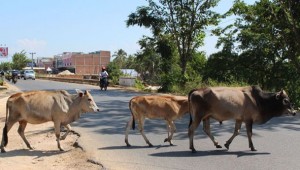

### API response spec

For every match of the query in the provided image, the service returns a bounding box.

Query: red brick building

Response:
[56,50,111,75]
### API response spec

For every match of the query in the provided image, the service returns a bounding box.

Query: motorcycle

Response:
[100,77,108,91]
[12,75,17,84]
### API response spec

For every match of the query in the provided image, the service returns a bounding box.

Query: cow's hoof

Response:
[126,143,131,147]
[60,137,66,140]
[148,143,153,147]
[1,149,6,153]
[250,147,257,151]
[224,143,230,150]
[164,138,170,143]
[191,148,197,153]
[215,144,222,148]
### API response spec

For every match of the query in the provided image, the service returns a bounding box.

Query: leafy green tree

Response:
[134,37,162,85]
[0,62,12,71]
[12,50,30,70]
[124,54,137,69]
[157,35,180,92]
[127,0,221,83]
[107,62,122,85]
[112,49,127,69]
[187,51,206,82]
[212,0,300,105]
[276,0,300,72]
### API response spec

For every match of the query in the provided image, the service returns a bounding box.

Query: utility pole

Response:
[29,52,36,69]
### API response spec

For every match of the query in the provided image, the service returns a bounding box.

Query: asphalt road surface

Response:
[7,79,300,170]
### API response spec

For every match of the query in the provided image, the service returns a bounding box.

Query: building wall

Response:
[71,51,111,75]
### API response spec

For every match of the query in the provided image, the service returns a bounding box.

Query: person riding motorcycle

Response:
[11,70,18,84]
[99,66,109,90]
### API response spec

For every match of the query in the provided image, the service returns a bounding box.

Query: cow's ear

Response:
[276,89,284,99]
[75,89,84,97]
[276,92,281,100]
[79,92,84,97]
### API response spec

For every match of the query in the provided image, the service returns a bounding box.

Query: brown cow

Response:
[125,95,189,147]
[188,86,296,153]
[0,89,99,153]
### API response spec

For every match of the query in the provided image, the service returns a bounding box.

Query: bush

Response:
[134,79,145,90]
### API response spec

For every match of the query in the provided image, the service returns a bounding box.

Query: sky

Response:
[0,0,256,62]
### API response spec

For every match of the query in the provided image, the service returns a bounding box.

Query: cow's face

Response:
[276,90,296,116]
[77,90,100,113]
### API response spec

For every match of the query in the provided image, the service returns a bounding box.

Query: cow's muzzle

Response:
[288,109,296,116]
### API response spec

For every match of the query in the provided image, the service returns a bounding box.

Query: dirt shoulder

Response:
[0,83,103,170]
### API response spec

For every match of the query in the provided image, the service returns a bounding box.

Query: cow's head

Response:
[76,89,100,113]
[276,89,296,116]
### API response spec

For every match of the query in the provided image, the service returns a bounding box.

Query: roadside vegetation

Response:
[108,0,300,106]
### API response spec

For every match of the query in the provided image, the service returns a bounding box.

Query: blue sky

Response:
[0,0,256,62]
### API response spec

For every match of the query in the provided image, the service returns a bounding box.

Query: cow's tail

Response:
[128,98,135,130]
[188,89,197,128]
[3,101,9,147]
[2,125,8,147]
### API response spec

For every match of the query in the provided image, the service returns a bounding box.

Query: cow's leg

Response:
[164,121,171,143]
[18,121,33,150]
[245,121,256,151]
[164,120,176,146]
[188,114,201,153]
[1,120,18,153]
[125,116,133,147]
[203,118,222,148]
[54,122,64,151]
[138,117,153,147]
[224,120,242,150]
[60,124,71,140]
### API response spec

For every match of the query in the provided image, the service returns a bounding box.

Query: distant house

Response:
[120,69,138,77]
[54,51,111,75]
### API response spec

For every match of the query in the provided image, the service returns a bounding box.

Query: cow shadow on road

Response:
[149,149,270,158]
[0,149,66,158]
[98,144,176,150]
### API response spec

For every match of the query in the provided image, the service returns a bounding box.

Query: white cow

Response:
[1,89,99,153]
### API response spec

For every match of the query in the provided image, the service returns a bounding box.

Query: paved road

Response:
[8,79,300,170]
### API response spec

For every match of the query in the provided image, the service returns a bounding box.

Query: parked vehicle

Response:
[23,70,35,80]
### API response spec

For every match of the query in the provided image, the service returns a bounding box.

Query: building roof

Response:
[120,69,138,77]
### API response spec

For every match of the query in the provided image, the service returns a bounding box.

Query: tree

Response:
[0,62,12,71]
[12,51,30,70]
[112,49,128,69]
[277,0,300,72]
[134,37,162,84]
[106,62,122,85]
[212,0,300,105]
[127,0,221,83]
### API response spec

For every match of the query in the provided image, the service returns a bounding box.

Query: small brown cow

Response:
[188,86,296,153]
[125,95,189,147]
[1,89,99,153]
